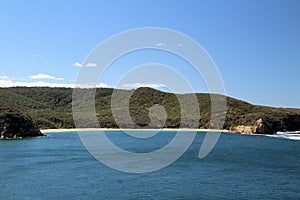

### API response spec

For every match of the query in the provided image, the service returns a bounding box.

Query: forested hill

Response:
[0,87,299,134]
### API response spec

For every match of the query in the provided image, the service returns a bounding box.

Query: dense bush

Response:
[0,87,299,132]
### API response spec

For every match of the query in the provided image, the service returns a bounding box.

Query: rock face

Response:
[0,108,44,139]
[232,115,300,134]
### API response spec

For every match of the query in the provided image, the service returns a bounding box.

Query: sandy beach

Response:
[40,128,229,133]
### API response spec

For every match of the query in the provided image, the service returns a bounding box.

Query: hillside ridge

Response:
[0,87,299,134]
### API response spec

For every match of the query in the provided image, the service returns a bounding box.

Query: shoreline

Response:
[41,128,230,133]
[40,128,299,138]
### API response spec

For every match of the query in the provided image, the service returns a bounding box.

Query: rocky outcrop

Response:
[283,114,300,132]
[232,114,300,134]
[0,108,44,139]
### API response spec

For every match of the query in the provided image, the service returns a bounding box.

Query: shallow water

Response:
[0,131,299,199]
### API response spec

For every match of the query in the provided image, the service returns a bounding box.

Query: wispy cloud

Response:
[0,80,72,88]
[121,83,166,89]
[85,62,97,67]
[30,73,64,81]
[31,53,40,58]
[73,62,97,67]
[73,62,83,67]
[0,76,9,79]
[156,42,166,47]
[75,82,108,88]
[31,53,44,59]
[0,79,108,88]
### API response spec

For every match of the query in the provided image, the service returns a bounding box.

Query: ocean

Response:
[0,130,299,199]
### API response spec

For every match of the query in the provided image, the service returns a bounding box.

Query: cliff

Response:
[222,96,300,134]
[232,115,300,134]
[0,108,44,139]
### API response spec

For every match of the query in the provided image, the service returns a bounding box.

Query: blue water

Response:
[0,131,299,199]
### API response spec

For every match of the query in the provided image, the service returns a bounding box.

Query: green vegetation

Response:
[0,107,43,138]
[0,87,299,133]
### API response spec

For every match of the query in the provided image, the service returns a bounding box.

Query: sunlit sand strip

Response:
[41,128,229,133]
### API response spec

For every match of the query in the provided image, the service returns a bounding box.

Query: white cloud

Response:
[30,73,64,81]
[96,83,108,88]
[74,82,108,88]
[156,43,166,47]
[85,62,97,67]
[73,62,97,67]
[0,76,9,79]
[0,80,72,88]
[0,79,108,88]
[73,62,83,67]
[121,83,166,89]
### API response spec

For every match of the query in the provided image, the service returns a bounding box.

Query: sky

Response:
[0,0,299,108]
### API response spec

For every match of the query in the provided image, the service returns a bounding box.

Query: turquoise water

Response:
[0,131,299,199]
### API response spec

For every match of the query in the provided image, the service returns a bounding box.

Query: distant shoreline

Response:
[39,128,300,141]
[40,128,229,133]
[40,128,299,135]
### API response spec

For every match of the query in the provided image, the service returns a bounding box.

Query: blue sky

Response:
[0,0,299,108]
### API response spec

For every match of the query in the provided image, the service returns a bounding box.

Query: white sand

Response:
[41,128,229,133]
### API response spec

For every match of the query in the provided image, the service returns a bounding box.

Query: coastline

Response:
[2,128,295,141]
[41,128,230,133]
